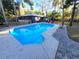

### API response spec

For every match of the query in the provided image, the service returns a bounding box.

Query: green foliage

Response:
[52,11,61,19]
[33,10,41,15]
[47,12,52,17]
[0,15,3,19]
[24,10,43,15]
[64,0,77,8]
[2,0,14,19]
[2,0,13,12]
[22,3,26,8]
[47,11,61,20]
[24,10,32,14]
[64,10,71,19]
[64,0,72,8]
[5,11,14,19]
[24,0,34,10]
[24,0,30,2]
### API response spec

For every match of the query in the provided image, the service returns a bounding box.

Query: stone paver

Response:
[54,26,79,59]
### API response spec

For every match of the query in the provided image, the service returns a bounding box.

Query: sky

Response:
[32,0,42,10]
[15,0,61,12]
[32,0,54,11]
[23,0,44,10]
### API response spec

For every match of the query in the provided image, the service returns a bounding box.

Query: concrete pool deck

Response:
[0,24,59,59]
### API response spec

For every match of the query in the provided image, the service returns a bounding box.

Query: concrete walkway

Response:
[54,26,79,59]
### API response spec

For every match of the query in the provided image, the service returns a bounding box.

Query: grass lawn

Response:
[55,21,79,42]
[67,22,79,42]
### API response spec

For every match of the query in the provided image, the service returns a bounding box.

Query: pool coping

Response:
[9,22,58,32]
[42,23,59,59]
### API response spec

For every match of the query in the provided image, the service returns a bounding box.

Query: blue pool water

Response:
[10,23,55,45]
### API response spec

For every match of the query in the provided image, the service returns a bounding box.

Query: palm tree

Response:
[0,0,7,25]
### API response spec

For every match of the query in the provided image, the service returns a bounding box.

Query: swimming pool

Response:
[10,23,57,45]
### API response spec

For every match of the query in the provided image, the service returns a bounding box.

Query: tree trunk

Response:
[62,6,64,26]
[0,0,7,25]
[69,1,76,26]
[61,0,65,27]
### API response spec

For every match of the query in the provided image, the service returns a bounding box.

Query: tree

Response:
[52,11,61,20]
[36,0,53,16]
[2,0,21,22]
[69,0,77,26]
[53,0,78,26]
[64,0,72,8]
[75,4,79,19]
[64,9,71,19]
[64,0,79,26]
[0,0,7,24]
[24,0,34,10]
[53,0,65,27]
[2,0,14,14]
